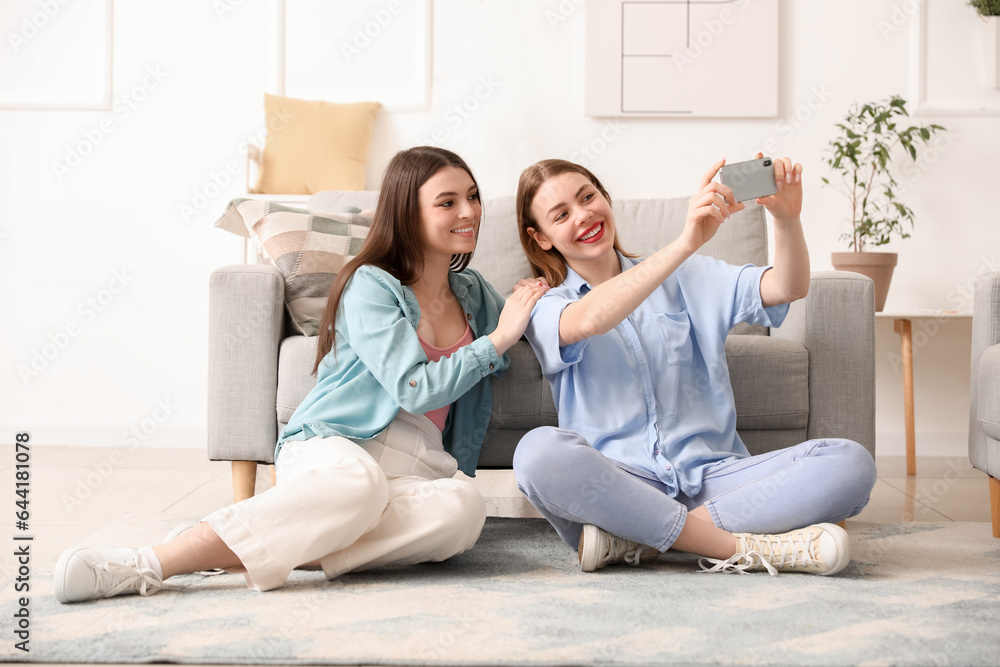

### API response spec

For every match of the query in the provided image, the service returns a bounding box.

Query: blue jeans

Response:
[513,427,877,551]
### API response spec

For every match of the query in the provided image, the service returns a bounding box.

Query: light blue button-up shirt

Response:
[524,252,788,497]
[278,265,510,476]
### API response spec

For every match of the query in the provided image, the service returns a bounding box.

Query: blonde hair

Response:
[515,159,637,286]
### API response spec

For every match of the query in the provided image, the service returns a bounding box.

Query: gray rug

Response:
[4,516,1000,666]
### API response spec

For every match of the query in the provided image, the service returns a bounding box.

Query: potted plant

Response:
[822,96,945,311]
[969,0,1000,87]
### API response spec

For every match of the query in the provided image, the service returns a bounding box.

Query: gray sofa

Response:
[969,272,1000,537]
[209,191,876,501]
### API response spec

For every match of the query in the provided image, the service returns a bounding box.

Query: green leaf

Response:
[825,95,947,249]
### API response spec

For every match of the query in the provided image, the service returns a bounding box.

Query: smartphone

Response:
[718,157,777,203]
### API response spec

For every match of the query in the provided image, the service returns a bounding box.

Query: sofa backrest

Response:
[307,190,769,299]
[613,198,768,270]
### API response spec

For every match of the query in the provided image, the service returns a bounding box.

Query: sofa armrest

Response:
[977,345,1000,441]
[969,272,1000,472]
[208,264,285,463]
[771,271,876,458]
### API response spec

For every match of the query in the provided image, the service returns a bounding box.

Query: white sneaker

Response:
[578,524,660,572]
[698,523,850,576]
[163,521,226,576]
[54,547,163,604]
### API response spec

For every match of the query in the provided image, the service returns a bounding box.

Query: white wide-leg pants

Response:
[202,410,486,592]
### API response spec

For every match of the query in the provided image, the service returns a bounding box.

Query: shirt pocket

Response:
[654,311,695,366]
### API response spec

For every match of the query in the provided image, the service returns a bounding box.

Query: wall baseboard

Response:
[0,422,206,448]
[874,431,969,458]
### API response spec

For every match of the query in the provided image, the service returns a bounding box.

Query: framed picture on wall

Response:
[910,0,1000,115]
[0,0,114,110]
[585,0,779,118]
[268,0,432,111]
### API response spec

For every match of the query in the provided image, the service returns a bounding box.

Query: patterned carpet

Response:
[4,516,999,665]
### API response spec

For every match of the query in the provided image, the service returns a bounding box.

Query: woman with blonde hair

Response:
[513,155,876,576]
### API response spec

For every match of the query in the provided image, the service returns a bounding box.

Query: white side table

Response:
[876,310,973,475]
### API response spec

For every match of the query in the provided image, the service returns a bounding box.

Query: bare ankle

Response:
[157,522,241,578]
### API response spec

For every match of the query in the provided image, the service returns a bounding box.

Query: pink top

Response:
[417,322,475,432]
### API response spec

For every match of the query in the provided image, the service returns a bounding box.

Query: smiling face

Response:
[417,165,482,264]
[526,170,618,268]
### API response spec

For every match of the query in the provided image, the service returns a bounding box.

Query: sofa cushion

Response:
[277,336,320,430]
[253,94,380,194]
[488,340,559,429]
[725,335,809,430]
[739,428,810,457]
[613,198,768,268]
[216,199,371,336]
[978,344,1000,440]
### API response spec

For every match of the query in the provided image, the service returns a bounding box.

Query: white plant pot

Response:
[981,16,1000,88]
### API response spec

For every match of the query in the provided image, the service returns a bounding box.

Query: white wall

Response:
[2,0,998,456]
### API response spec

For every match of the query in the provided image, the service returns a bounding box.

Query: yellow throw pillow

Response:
[254,94,380,195]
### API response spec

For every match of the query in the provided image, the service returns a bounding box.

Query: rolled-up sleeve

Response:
[732,264,789,329]
[524,293,587,377]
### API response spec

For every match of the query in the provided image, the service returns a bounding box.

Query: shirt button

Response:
[654,447,660,455]
[408,380,417,387]
[466,312,472,320]
[488,363,494,371]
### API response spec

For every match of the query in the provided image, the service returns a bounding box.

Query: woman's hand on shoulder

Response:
[487,282,550,355]
[753,152,803,224]
[679,159,745,253]
[512,276,550,292]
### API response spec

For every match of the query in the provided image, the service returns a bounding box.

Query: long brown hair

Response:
[312,146,480,374]
[516,159,637,287]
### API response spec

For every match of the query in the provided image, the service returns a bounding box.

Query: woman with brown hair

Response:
[512,156,876,576]
[54,146,549,602]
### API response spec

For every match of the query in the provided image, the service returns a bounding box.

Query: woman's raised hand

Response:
[488,281,549,356]
[752,152,803,223]
[678,159,745,254]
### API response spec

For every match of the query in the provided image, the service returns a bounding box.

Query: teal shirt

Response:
[277,264,510,476]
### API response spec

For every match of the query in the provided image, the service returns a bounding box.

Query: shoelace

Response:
[698,551,778,576]
[97,560,162,598]
[601,536,647,567]
[740,530,819,570]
